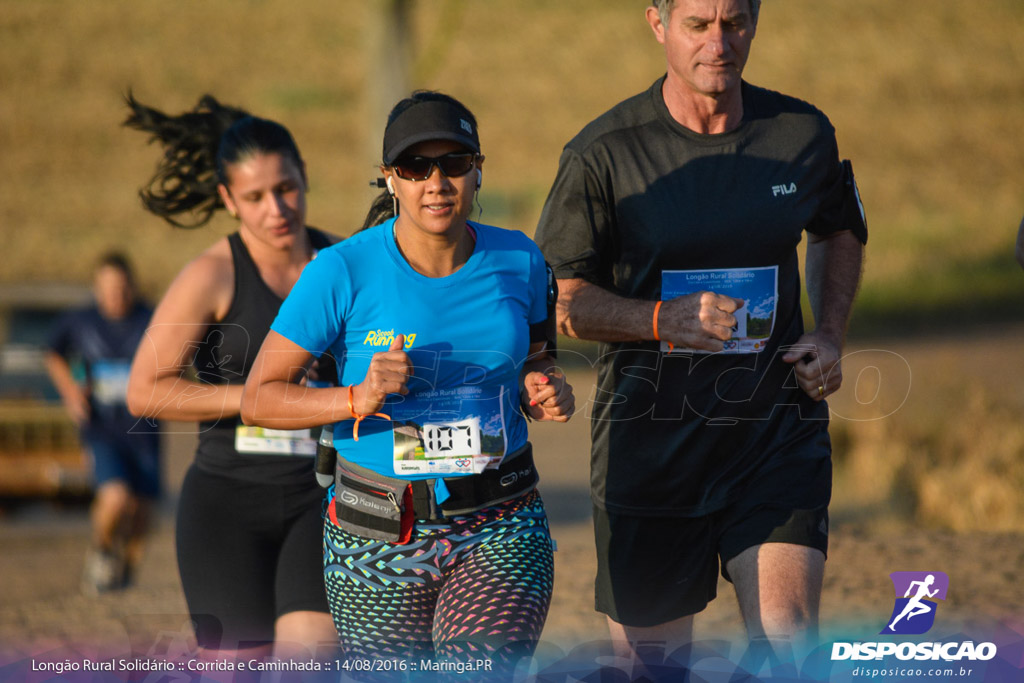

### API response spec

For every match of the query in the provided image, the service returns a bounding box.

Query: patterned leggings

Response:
[323,490,554,676]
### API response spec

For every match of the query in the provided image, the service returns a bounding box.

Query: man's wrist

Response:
[652,300,663,341]
[811,324,846,350]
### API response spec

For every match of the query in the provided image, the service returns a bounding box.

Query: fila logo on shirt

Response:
[772,182,797,197]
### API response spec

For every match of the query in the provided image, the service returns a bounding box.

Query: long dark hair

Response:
[124,93,304,228]
[360,90,479,231]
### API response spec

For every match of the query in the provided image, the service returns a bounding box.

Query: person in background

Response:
[123,94,339,662]
[46,252,159,595]
[534,0,866,673]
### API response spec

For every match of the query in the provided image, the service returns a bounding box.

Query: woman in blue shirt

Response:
[242,91,574,672]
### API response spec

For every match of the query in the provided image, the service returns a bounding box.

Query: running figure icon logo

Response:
[881,571,949,635]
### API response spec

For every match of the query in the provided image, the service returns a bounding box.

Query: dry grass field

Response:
[2,1,1022,323]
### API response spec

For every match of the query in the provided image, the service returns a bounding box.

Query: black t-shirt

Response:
[535,77,851,516]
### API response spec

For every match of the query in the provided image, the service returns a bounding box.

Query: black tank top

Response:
[193,228,335,484]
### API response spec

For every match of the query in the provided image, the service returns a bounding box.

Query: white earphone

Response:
[386,176,395,195]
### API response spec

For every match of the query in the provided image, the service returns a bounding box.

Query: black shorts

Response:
[176,464,330,649]
[593,453,831,628]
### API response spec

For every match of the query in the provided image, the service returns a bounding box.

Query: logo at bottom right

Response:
[881,571,949,635]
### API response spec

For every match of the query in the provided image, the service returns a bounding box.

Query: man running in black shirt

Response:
[535,0,866,669]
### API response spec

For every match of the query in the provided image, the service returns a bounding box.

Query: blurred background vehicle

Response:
[0,283,94,502]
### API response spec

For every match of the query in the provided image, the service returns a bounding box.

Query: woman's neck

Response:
[393,219,475,278]
[237,226,316,299]
[238,225,315,268]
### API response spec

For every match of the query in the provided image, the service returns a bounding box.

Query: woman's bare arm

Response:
[127,245,244,421]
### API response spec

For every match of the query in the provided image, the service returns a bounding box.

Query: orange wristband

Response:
[347,385,391,441]
[653,301,674,352]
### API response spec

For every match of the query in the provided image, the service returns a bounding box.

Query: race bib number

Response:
[423,418,481,458]
[91,360,131,405]
[235,425,317,456]
[661,266,778,354]
[391,387,506,476]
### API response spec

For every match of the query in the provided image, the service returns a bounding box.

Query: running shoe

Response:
[81,547,125,596]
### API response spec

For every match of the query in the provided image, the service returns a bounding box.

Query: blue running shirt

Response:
[271,218,548,481]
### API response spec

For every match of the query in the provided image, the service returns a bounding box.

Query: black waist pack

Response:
[333,444,538,543]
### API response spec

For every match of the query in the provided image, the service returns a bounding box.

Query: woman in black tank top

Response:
[123,95,339,663]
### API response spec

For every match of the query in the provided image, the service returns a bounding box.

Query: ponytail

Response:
[124,93,303,229]
[361,190,395,230]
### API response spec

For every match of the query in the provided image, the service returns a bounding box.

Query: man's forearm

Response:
[805,230,864,344]
[44,352,86,417]
[44,353,78,401]
[556,278,656,342]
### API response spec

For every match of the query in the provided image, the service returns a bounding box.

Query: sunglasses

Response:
[390,152,478,181]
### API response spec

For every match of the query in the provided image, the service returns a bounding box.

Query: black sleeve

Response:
[838,160,868,244]
[534,147,614,286]
[47,310,77,358]
[528,263,558,357]
[805,137,868,244]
